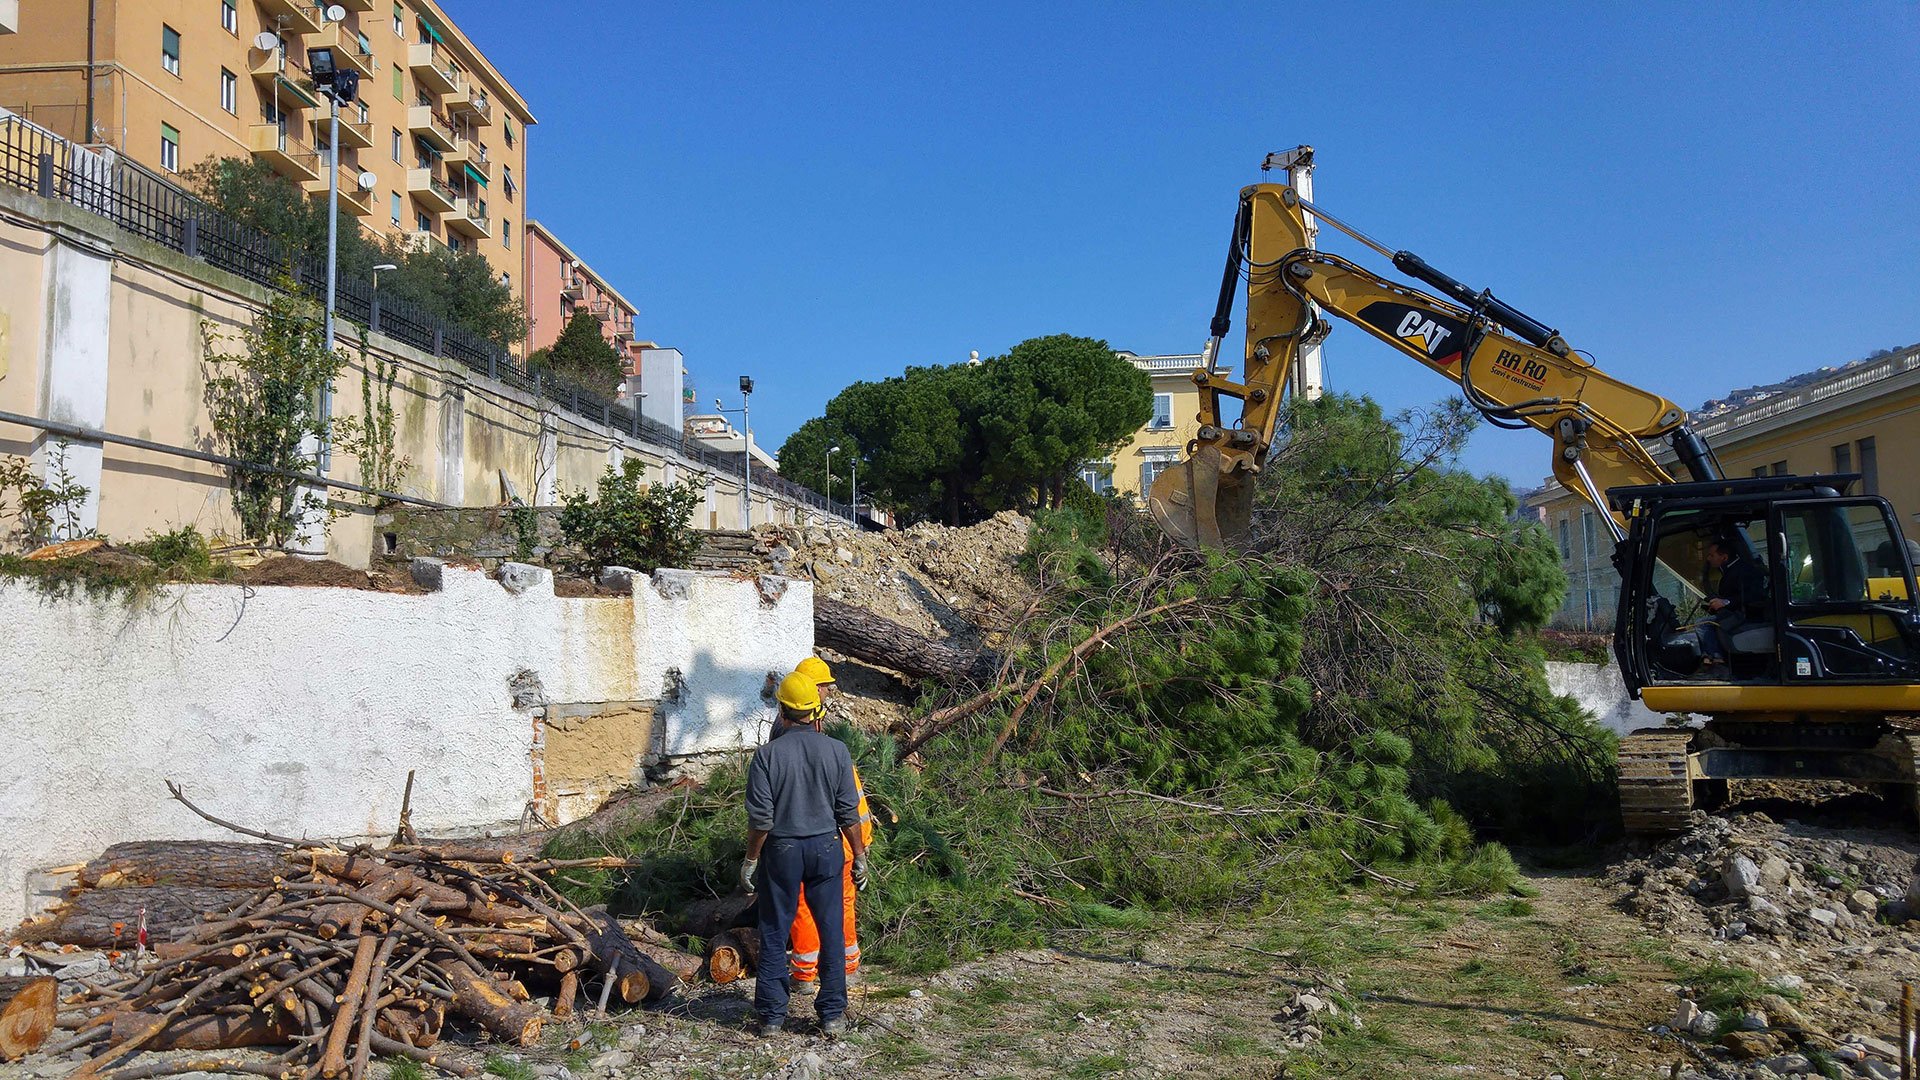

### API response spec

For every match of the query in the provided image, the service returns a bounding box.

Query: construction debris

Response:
[8,786,703,1080]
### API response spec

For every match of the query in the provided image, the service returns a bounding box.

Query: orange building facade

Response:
[0,0,534,291]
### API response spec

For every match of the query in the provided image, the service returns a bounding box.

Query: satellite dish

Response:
[325,4,347,21]
[357,170,378,192]
[252,31,279,51]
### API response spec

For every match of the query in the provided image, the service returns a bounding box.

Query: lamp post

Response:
[306,35,357,355]
[713,375,755,527]
[826,444,839,504]
[850,454,858,524]
[372,262,397,294]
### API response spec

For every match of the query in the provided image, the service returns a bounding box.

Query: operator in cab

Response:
[1698,536,1768,670]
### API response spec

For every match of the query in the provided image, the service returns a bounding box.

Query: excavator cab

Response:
[1611,476,1920,693]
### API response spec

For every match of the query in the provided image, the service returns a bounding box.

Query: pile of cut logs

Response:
[9,788,705,1080]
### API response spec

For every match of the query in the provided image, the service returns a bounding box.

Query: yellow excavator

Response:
[1148,152,1920,832]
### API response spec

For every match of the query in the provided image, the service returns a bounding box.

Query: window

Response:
[1558,516,1570,559]
[162,25,181,76]
[391,127,402,162]
[390,192,401,225]
[502,219,511,249]
[500,272,511,290]
[357,31,372,56]
[1149,393,1172,429]
[503,166,515,201]
[1858,437,1878,496]
[416,212,431,232]
[221,0,237,34]
[1833,443,1853,474]
[393,2,404,36]
[160,123,180,171]
[447,236,464,254]
[1751,467,1769,478]
[219,68,237,114]
[1771,461,1788,477]
[391,65,403,100]
[503,119,514,149]
[1138,454,1177,494]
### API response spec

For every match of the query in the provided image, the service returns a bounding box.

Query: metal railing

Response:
[0,112,856,524]
[1691,346,1920,442]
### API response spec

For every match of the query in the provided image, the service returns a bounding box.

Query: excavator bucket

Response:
[1146,445,1255,551]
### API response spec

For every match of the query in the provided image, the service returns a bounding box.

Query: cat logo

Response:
[1395,311,1453,356]
[1354,302,1468,364]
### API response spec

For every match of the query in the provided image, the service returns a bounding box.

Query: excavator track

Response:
[1618,728,1696,834]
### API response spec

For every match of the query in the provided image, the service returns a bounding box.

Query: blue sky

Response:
[457,1,1920,486]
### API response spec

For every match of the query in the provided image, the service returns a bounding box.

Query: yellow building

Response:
[1083,351,1205,500]
[1524,343,1920,629]
[0,0,533,290]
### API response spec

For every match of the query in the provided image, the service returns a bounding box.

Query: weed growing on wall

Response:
[0,442,92,548]
[556,459,701,573]
[201,281,343,546]
[331,331,411,506]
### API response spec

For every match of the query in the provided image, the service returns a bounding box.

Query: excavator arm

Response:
[1150,182,1713,549]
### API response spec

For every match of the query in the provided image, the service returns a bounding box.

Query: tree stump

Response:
[703,927,761,985]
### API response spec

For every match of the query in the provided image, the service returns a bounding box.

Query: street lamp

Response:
[712,376,755,527]
[372,262,397,292]
[826,444,839,502]
[306,13,357,356]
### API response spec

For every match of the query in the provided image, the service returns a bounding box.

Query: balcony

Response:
[406,104,459,153]
[329,114,373,149]
[612,320,634,343]
[256,0,323,37]
[407,41,463,97]
[311,166,372,215]
[446,197,490,238]
[402,231,446,254]
[316,23,374,78]
[335,0,374,11]
[406,169,457,212]
[246,123,320,183]
[248,47,318,109]
[587,299,612,322]
[449,88,493,127]
[560,274,584,300]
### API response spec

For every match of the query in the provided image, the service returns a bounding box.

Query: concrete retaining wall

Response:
[0,566,811,927]
[1544,660,1663,736]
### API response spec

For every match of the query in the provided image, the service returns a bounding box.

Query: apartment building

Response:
[1525,343,1920,630]
[1079,351,1204,500]
[0,0,534,290]
[522,219,640,372]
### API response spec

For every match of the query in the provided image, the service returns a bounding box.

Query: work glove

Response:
[851,855,871,892]
[739,857,759,892]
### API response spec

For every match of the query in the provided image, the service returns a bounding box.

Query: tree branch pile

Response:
[21,785,704,1079]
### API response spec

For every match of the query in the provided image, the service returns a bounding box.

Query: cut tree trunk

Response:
[107,1010,296,1051]
[77,842,281,891]
[814,597,995,683]
[0,976,56,1061]
[443,964,543,1046]
[582,911,675,1004]
[703,927,761,985]
[37,886,257,947]
[629,941,703,985]
[678,892,757,940]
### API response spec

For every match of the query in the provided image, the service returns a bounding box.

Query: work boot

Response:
[821,1016,848,1038]
[754,1016,788,1038]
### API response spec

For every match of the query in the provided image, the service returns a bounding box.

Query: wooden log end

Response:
[0,976,58,1062]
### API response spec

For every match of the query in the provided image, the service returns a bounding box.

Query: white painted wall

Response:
[1545,660,1664,736]
[0,566,811,926]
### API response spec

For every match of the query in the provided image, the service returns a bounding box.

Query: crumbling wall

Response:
[1544,661,1663,735]
[0,565,811,926]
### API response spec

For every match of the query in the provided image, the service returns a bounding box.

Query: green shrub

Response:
[556,459,701,573]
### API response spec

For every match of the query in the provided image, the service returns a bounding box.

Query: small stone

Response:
[618,1024,648,1049]
[1748,895,1784,917]
[1690,1009,1720,1038]
[1724,854,1763,898]
[1766,974,1804,993]
[1671,999,1701,1031]
[1850,1034,1901,1060]
[1761,1053,1811,1075]
[1299,993,1327,1013]
[586,1049,632,1073]
[1737,1011,1768,1031]
[409,556,444,591]
[1848,889,1880,915]
[1720,1030,1778,1059]
[907,988,924,999]
[598,565,636,592]
[1864,1060,1900,1080]
[496,561,548,594]
[1805,908,1838,928]
[1758,855,1790,889]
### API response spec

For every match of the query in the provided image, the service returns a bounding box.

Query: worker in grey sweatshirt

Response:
[741,671,869,1036]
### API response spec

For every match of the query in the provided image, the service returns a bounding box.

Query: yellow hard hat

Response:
[776,671,822,714]
[796,656,835,687]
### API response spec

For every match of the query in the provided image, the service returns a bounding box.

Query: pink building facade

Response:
[521,219,642,374]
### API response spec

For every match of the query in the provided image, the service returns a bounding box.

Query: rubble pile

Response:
[711,513,1034,647]
[1613,809,1920,1079]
